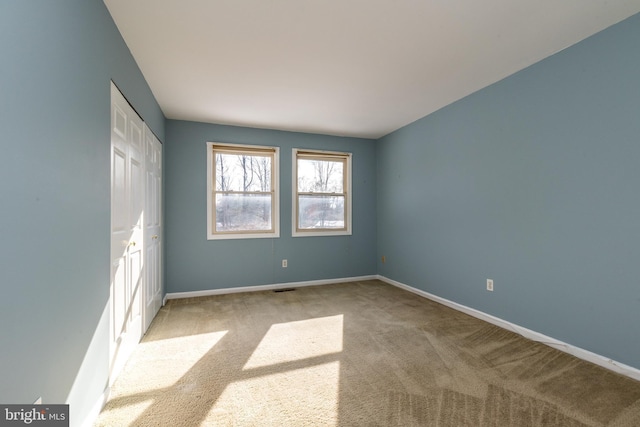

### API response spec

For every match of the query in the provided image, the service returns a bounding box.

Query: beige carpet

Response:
[94,280,640,426]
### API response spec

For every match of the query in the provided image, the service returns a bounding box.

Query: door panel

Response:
[143,123,163,331]
[110,83,145,384]
[112,257,126,343]
[112,149,127,233]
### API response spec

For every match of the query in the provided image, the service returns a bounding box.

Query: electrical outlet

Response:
[487,279,494,292]
[282,259,287,268]
[381,255,386,264]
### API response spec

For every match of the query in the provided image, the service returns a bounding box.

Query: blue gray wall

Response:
[2,2,639,425]
[377,13,640,369]
[0,1,164,425]
[165,120,377,292]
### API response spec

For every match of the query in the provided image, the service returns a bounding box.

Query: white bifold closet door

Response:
[143,122,162,332]
[109,82,162,383]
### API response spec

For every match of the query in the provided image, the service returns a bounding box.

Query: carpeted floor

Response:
[94,280,640,426]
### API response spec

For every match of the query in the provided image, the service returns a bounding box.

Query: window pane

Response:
[216,153,271,192]
[215,193,272,232]
[297,159,343,193]
[298,195,345,229]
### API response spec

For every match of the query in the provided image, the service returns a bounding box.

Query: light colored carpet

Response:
[94,280,640,426]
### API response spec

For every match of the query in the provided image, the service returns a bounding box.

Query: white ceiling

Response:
[104,0,640,139]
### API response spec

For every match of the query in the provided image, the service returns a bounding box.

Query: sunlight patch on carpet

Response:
[208,361,341,426]
[98,398,154,423]
[243,315,343,369]
[115,331,228,392]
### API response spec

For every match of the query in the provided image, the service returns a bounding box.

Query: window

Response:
[293,148,352,237]
[207,142,279,239]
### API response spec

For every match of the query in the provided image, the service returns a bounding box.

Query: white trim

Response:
[165,275,377,300]
[79,386,110,427]
[377,275,640,382]
[162,294,168,306]
[207,142,280,240]
[292,148,352,237]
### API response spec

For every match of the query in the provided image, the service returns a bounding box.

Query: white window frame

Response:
[292,148,352,237]
[207,142,280,240]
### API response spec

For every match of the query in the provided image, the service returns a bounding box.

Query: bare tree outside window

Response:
[295,150,350,234]
[253,156,272,222]
[209,143,278,238]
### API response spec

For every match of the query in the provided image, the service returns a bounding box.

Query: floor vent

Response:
[274,288,296,293]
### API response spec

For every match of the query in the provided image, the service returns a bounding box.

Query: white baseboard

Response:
[80,386,110,427]
[377,275,640,382]
[164,275,378,301]
[163,274,640,382]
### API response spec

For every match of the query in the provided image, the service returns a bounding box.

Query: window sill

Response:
[207,232,280,240]
[292,230,351,238]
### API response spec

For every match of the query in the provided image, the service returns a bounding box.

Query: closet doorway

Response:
[109,82,163,383]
